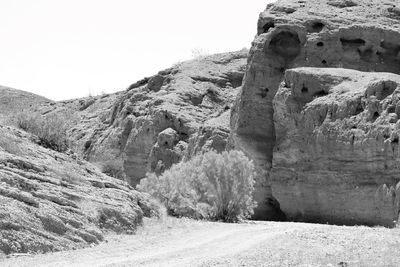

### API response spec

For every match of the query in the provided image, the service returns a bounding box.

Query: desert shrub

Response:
[15,112,71,152]
[191,48,210,59]
[137,150,256,222]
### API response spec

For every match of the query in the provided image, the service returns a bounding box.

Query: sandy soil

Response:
[1,217,400,267]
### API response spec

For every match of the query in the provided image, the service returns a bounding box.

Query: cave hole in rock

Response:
[317,42,324,47]
[313,90,328,98]
[179,132,189,142]
[263,21,275,33]
[269,31,301,60]
[301,86,308,93]
[392,137,399,144]
[84,140,92,151]
[308,21,325,33]
[372,111,380,122]
[322,60,327,65]
[340,38,366,48]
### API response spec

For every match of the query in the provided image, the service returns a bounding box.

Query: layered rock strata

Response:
[273,68,400,226]
[0,125,158,255]
[230,0,400,223]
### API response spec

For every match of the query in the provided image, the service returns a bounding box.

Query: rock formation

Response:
[4,0,400,227]
[273,68,400,226]
[0,125,158,255]
[30,50,247,185]
[230,0,400,225]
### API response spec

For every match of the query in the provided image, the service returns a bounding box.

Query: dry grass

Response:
[13,112,75,152]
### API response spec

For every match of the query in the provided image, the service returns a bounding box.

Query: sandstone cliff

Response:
[0,124,158,255]
[230,0,400,225]
[273,68,400,226]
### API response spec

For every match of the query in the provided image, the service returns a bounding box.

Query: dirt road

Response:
[1,217,400,267]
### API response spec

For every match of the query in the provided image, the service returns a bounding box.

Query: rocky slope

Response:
[30,50,247,185]
[0,86,52,124]
[230,0,400,224]
[0,124,158,255]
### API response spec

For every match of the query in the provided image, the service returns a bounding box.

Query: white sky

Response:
[0,0,272,100]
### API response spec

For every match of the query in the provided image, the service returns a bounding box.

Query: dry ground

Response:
[1,217,399,267]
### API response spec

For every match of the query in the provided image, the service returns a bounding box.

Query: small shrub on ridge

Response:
[15,112,71,152]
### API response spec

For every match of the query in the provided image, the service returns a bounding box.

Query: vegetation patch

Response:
[137,150,256,222]
[14,112,73,152]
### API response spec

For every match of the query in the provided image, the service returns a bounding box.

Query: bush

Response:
[15,112,71,152]
[137,150,256,222]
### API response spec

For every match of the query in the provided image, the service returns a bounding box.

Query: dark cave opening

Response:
[262,21,275,33]
[308,21,325,33]
[269,31,301,60]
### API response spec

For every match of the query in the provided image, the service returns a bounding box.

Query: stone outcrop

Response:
[230,0,400,224]
[0,125,158,255]
[273,68,400,226]
[31,50,247,185]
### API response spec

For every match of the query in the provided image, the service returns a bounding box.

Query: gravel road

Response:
[2,217,400,267]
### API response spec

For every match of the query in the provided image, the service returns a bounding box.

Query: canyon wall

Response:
[230,0,400,224]
[32,51,247,185]
[273,68,400,226]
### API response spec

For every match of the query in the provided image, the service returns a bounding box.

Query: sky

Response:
[0,0,272,100]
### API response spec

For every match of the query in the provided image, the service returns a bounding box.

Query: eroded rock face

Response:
[230,0,400,222]
[273,68,400,226]
[32,51,247,185]
[186,111,231,158]
[0,125,158,255]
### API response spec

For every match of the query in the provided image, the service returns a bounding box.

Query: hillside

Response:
[24,50,248,185]
[0,124,159,255]
[0,86,52,124]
